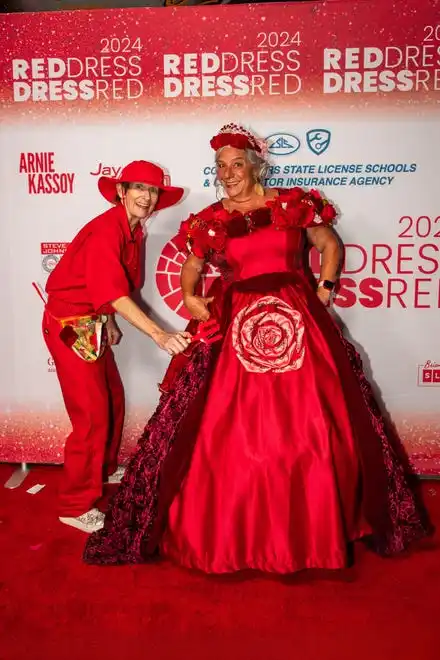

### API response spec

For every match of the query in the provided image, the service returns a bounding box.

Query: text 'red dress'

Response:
[84,188,429,573]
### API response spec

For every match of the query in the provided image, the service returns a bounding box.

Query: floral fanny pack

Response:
[57,314,108,362]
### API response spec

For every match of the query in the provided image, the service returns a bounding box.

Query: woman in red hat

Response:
[43,160,191,533]
[85,128,429,572]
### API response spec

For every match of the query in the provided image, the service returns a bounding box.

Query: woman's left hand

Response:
[317,287,332,307]
[106,316,123,345]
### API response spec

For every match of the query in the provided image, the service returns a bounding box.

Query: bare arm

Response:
[111,295,190,355]
[181,254,205,298]
[306,226,342,304]
[180,254,214,321]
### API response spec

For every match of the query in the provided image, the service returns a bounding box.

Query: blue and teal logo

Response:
[306,129,331,155]
[266,133,301,156]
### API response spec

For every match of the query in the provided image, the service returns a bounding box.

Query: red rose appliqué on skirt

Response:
[231,296,306,374]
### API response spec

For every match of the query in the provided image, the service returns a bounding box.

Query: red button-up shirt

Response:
[46,204,144,317]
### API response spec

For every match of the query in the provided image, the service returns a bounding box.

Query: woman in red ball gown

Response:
[84,124,430,573]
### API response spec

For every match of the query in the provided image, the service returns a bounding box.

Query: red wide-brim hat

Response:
[98,160,184,211]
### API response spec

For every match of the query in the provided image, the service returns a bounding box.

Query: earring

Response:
[254,181,265,196]
[216,182,226,200]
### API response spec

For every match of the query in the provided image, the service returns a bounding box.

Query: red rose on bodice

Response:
[205,219,227,252]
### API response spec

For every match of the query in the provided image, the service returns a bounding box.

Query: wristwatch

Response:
[318,280,335,291]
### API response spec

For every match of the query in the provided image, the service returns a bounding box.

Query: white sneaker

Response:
[106,465,126,484]
[59,508,105,533]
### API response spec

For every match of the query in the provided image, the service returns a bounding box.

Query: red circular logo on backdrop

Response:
[156,235,219,320]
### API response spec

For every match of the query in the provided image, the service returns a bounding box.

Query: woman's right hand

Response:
[183,294,214,321]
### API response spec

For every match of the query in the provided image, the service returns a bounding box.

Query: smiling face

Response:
[215,146,255,201]
[117,182,159,226]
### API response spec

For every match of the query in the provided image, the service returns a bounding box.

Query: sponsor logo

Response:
[266,129,331,157]
[306,129,331,155]
[19,152,75,195]
[156,235,218,320]
[90,163,171,186]
[90,163,122,178]
[42,254,60,274]
[41,242,69,274]
[418,361,440,387]
[266,133,300,157]
[47,357,56,373]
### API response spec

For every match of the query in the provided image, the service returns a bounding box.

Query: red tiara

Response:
[210,124,267,157]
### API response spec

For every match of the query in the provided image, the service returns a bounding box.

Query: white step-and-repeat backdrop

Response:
[0,0,439,472]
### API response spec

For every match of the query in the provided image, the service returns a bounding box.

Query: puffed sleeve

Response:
[177,214,209,259]
[274,187,337,229]
[302,188,337,227]
[176,209,226,260]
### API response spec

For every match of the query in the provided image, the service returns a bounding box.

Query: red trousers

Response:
[43,311,124,516]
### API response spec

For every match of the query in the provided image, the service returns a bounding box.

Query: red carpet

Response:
[0,464,439,660]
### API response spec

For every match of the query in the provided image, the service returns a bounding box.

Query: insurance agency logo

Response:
[156,235,218,320]
[418,361,440,387]
[267,129,331,157]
